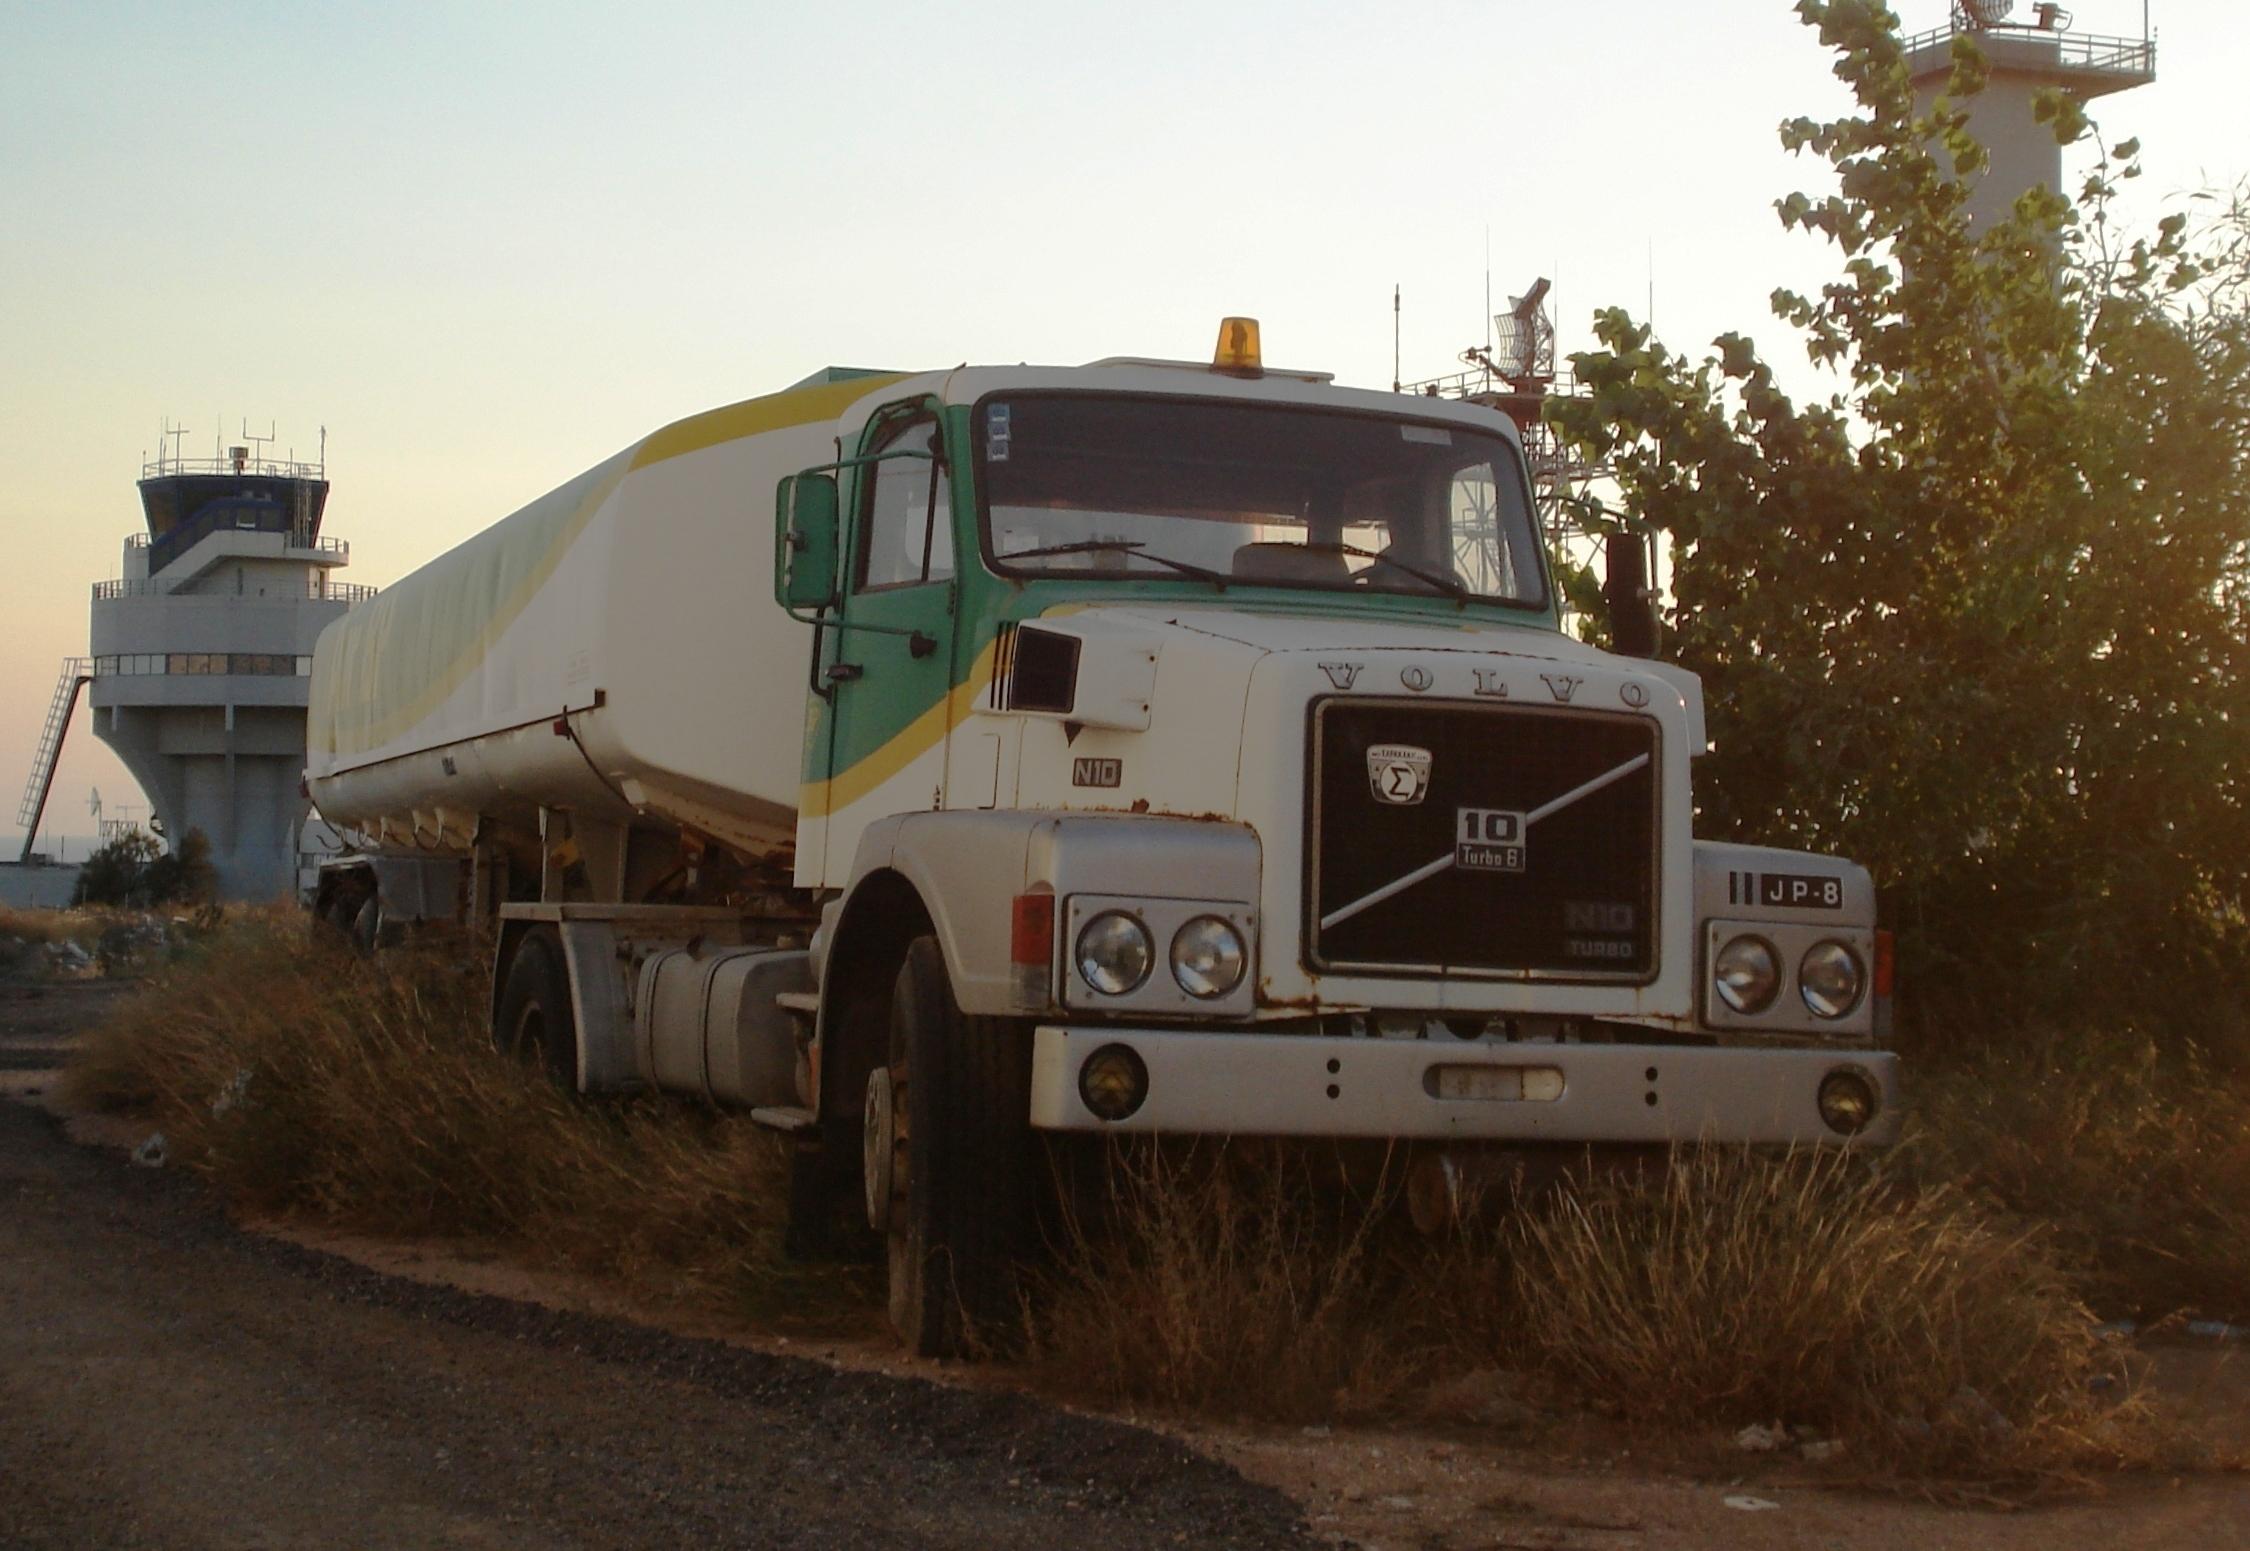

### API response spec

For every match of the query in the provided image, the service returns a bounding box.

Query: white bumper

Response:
[1029,1026,1901,1147]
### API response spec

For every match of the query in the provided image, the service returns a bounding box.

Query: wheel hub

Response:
[862,1067,898,1231]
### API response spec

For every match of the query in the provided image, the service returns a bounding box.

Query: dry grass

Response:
[57,916,2230,1484]
[1489,1148,2164,1476]
[1023,1143,1436,1420]
[64,913,864,1322]
[1028,1141,2183,1481]
[0,903,159,980]
[0,903,110,950]
[1908,1036,2250,1324]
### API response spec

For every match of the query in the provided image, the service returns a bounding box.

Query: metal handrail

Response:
[1900,22,2155,77]
[93,577,378,603]
[141,454,326,480]
[126,527,348,560]
[1397,368,1586,401]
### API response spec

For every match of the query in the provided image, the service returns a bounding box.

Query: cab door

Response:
[816,404,959,879]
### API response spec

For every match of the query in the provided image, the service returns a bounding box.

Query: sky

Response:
[2,0,2240,855]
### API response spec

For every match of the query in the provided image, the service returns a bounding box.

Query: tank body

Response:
[306,373,900,863]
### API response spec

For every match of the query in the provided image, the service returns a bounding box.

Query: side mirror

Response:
[1603,533,1661,658]
[774,472,840,612]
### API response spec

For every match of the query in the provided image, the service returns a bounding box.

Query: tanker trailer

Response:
[307,325,1901,1357]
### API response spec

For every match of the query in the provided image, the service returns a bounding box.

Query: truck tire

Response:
[351,895,383,955]
[496,927,579,1090]
[876,935,1034,1358]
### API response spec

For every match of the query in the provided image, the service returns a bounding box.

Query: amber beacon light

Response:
[1212,316,1263,376]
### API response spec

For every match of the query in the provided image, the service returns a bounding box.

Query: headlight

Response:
[1714,935,1780,1014]
[1799,941,1865,1019]
[1170,916,1246,999]
[1075,911,1153,995]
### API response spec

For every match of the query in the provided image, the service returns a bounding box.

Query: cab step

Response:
[750,1104,819,1135]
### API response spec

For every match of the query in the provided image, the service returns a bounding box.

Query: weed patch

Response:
[64,915,866,1323]
[1489,1148,2155,1477]
[1909,1035,2250,1324]
[1024,1144,1434,1420]
[60,919,2224,1485]
[1027,1142,2181,1481]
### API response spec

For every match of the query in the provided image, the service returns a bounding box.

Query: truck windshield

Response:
[975,395,1547,608]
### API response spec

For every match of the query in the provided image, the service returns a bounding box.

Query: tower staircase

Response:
[16,658,90,862]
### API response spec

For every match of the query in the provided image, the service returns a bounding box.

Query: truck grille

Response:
[1307,698,1659,980]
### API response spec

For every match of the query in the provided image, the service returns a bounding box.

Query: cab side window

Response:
[855,413,953,591]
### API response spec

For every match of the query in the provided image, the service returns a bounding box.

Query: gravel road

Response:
[0,983,1311,1551]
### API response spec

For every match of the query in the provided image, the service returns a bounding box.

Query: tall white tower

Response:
[1905,3,2156,234]
[81,434,377,900]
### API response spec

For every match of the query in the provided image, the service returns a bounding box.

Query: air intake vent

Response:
[992,624,1080,714]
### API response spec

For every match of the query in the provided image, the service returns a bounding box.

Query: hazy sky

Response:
[2,0,2239,852]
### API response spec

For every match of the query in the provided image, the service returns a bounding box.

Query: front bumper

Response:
[1029,1026,1901,1146]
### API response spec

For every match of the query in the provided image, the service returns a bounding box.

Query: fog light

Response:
[1799,940,1865,1019]
[1714,934,1780,1015]
[1818,1069,1879,1136]
[1171,915,1247,999]
[1079,1042,1149,1122]
[1075,911,1152,995]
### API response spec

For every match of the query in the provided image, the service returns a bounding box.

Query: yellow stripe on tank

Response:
[316,374,908,764]
[631,374,908,471]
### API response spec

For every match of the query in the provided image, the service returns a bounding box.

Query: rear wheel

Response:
[351,895,383,955]
[495,927,579,1090]
[312,882,360,942]
[870,935,1034,1357]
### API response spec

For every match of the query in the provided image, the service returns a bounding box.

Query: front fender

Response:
[826,810,1263,1018]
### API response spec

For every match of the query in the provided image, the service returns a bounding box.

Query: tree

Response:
[1550,1,2250,1045]
[72,828,218,909]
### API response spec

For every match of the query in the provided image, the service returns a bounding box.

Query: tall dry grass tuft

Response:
[1910,1035,2250,1323]
[57,915,2220,1480]
[1485,1147,2148,1474]
[64,913,862,1321]
[0,904,93,947]
[1024,1142,1434,1420]
[1029,1140,2175,1478]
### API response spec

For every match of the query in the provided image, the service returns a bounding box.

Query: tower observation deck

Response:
[1905,2,2157,234]
[73,434,378,900]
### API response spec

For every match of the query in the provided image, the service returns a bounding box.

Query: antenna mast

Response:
[1392,285,1401,393]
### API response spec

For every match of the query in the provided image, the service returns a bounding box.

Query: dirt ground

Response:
[4,972,2246,1550]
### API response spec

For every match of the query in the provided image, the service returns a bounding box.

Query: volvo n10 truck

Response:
[306,321,1900,1354]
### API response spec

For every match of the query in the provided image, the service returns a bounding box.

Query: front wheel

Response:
[870,936,1034,1358]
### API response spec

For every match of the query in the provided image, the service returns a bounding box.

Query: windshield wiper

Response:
[1303,541,1474,604]
[1001,538,1229,588]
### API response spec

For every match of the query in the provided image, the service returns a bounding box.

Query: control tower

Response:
[24,430,379,900]
[1905,2,2157,234]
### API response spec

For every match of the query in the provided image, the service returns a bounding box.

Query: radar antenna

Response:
[1954,0,2017,27]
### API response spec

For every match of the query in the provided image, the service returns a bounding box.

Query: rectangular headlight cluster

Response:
[1702,919,1876,1037]
[1061,893,1259,1018]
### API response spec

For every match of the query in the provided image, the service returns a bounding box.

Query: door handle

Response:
[826,662,863,683]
